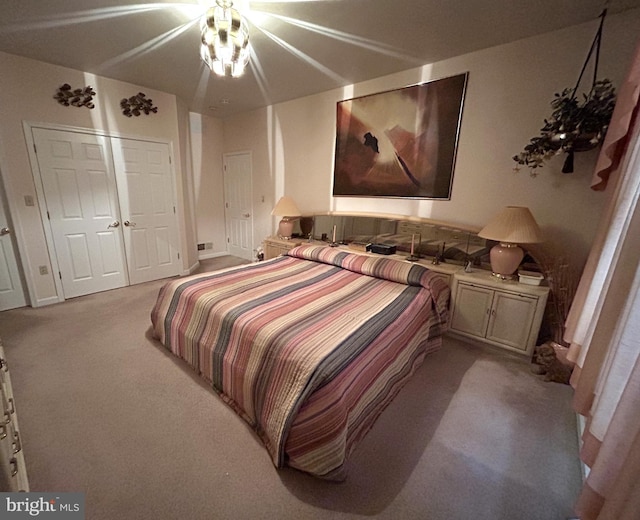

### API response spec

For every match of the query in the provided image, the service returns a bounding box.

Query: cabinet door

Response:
[0,345,29,492]
[486,292,537,351]
[450,283,493,337]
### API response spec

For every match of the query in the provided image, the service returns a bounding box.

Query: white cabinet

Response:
[263,237,302,260]
[0,340,29,491]
[449,270,549,357]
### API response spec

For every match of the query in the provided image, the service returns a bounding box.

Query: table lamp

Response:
[478,206,543,280]
[271,196,301,239]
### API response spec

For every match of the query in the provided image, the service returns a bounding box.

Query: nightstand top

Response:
[265,236,303,246]
[454,269,550,296]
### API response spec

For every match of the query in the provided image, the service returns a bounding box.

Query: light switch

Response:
[24,195,35,207]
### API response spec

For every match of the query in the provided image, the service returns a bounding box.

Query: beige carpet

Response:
[0,256,583,519]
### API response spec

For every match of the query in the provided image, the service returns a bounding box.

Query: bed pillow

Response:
[286,244,437,290]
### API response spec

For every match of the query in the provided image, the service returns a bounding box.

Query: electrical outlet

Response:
[204,242,213,250]
[39,265,48,275]
[197,243,205,251]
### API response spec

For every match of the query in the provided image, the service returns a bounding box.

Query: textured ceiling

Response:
[1,0,639,118]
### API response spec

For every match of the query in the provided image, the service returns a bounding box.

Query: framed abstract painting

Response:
[332,72,468,199]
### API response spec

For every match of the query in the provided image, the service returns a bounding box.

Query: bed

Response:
[150,244,450,480]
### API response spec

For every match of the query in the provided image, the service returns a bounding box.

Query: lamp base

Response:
[490,271,517,281]
[489,242,524,280]
[278,218,295,239]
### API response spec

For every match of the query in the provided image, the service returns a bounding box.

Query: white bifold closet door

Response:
[33,128,179,299]
[0,187,27,311]
[111,138,179,285]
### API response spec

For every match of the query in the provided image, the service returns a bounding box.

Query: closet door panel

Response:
[112,139,180,284]
[33,128,127,298]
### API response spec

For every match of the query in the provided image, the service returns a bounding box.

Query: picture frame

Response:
[332,72,468,199]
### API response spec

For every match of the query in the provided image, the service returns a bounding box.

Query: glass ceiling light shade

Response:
[200,0,250,78]
[478,206,544,280]
[271,196,302,239]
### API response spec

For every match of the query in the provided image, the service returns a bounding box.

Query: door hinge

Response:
[58,271,62,280]
[33,143,37,154]
[173,206,176,214]
[177,252,180,259]
[225,202,229,208]
[47,211,50,220]
[169,156,172,165]
[227,237,230,243]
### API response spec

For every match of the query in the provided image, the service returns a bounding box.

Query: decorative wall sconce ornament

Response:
[54,84,96,108]
[512,10,616,176]
[120,93,158,117]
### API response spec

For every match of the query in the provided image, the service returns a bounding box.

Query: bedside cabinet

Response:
[448,270,549,357]
[263,236,302,260]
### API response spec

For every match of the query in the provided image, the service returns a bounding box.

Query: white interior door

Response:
[0,186,27,311]
[33,128,128,299]
[223,152,253,261]
[111,138,180,284]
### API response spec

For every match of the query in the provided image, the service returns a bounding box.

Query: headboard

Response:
[290,212,493,268]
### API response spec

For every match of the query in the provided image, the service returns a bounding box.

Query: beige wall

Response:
[222,10,640,271]
[0,51,195,305]
[2,11,637,306]
[176,97,199,271]
[190,113,227,258]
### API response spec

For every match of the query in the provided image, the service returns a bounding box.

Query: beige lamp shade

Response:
[271,196,302,239]
[478,206,544,279]
[478,206,543,244]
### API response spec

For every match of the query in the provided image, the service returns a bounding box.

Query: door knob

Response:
[107,221,120,229]
[124,220,137,227]
[0,227,10,236]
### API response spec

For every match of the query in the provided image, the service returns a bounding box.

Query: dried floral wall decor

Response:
[54,84,96,109]
[120,93,158,117]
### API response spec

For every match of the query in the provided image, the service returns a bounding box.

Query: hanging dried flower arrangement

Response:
[513,10,616,176]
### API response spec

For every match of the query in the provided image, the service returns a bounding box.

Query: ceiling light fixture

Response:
[200,0,250,78]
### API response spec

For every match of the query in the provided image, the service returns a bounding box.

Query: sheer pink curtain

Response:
[562,39,640,520]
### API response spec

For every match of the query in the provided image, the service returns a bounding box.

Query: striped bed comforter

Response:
[150,245,450,480]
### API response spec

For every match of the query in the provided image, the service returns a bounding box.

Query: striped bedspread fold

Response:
[150,245,449,479]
